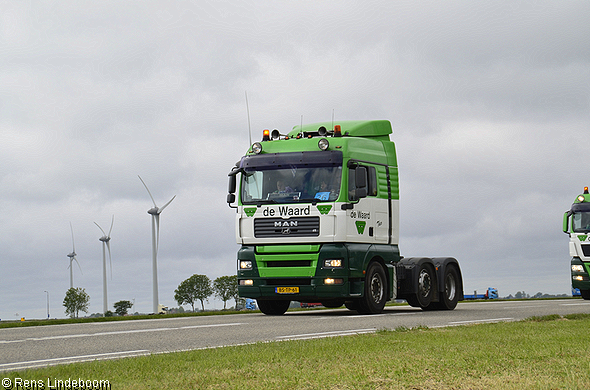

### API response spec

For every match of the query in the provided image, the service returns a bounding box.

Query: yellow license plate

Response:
[275,287,299,294]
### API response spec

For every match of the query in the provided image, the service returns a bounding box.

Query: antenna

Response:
[300,114,303,134]
[331,109,335,130]
[245,91,252,146]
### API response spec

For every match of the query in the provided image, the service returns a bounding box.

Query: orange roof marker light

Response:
[334,124,342,137]
[262,129,270,141]
[585,187,589,194]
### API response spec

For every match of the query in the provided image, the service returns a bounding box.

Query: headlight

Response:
[239,260,253,270]
[318,138,329,151]
[324,278,344,285]
[251,142,262,154]
[239,279,254,286]
[324,259,343,268]
[572,264,585,273]
[573,275,585,281]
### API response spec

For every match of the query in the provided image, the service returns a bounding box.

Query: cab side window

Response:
[367,166,377,196]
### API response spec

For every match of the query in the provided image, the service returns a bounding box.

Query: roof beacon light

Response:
[334,124,342,137]
[585,187,589,194]
[262,129,270,141]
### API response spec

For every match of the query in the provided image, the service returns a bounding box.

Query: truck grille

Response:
[266,260,311,267]
[254,217,320,238]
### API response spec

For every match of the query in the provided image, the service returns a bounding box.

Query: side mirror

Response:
[228,174,236,194]
[227,193,236,204]
[563,210,572,234]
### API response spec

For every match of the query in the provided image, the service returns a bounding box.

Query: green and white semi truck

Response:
[563,187,590,300]
[227,120,464,315]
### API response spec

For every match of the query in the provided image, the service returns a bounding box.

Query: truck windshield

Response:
[240,151,343,204]
[573,212,590,233]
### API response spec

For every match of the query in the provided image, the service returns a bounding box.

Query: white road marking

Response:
[449,317,514,325]
[0,350,150,372]
[0,323,244,344]
[276,328,376,341]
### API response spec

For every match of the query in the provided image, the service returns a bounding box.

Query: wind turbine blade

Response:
[106,241,112,280]
[138,175,158,207]
[159,195,176,213]
[94,222,106,236]
[108,215,114,237]
[70,222,76,252]
[74,257,83,275]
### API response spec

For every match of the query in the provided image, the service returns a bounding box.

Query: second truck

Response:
[227,120,464,314]
[563,187,590,300]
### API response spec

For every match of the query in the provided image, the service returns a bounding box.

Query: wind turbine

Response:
[67,222,82,289]
[138,175,176,314]
[95,216,114,315]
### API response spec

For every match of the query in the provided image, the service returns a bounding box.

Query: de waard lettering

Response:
[262,205,311,217]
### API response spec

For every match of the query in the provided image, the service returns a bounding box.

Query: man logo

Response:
[274,220,298,227]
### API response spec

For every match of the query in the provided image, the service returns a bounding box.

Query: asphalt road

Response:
[2,299,590,372]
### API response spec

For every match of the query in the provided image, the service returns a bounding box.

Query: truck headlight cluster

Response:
[239,279,254,286]
[324,259,343,268]
[572,264,585,273]
[239,260,253,270]
[324,278,344,285]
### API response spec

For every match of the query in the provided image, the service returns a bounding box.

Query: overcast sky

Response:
[1,1,589,319]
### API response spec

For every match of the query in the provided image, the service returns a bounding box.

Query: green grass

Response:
[4,314,590,389]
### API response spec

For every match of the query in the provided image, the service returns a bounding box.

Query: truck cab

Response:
[563,187,590,299]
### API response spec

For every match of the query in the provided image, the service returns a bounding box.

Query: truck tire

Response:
[424,265,460,310]
[358,262,387,314]
[406,263,435,309]
[257,300,290,315]
[581,290,590,300]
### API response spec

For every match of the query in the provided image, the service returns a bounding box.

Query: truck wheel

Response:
[406,263,435,308]
[581,290,590,300]
[257,300,290,315]
[426,266,460,310]
[358,262,387,314]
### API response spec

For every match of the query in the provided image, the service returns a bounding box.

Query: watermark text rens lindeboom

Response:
[2,377,111,390]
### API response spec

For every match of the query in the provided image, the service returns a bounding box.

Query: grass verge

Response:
[3,314,590,389]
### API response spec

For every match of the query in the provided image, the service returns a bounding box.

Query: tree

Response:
[174,274,212,311]
[114,300,133,316]
[63,287,90,318]
[213,275,238,310]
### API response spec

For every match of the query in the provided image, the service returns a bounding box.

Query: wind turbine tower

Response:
[67,222,82,289]
[95,216,114,315]
[138,175,176,314]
